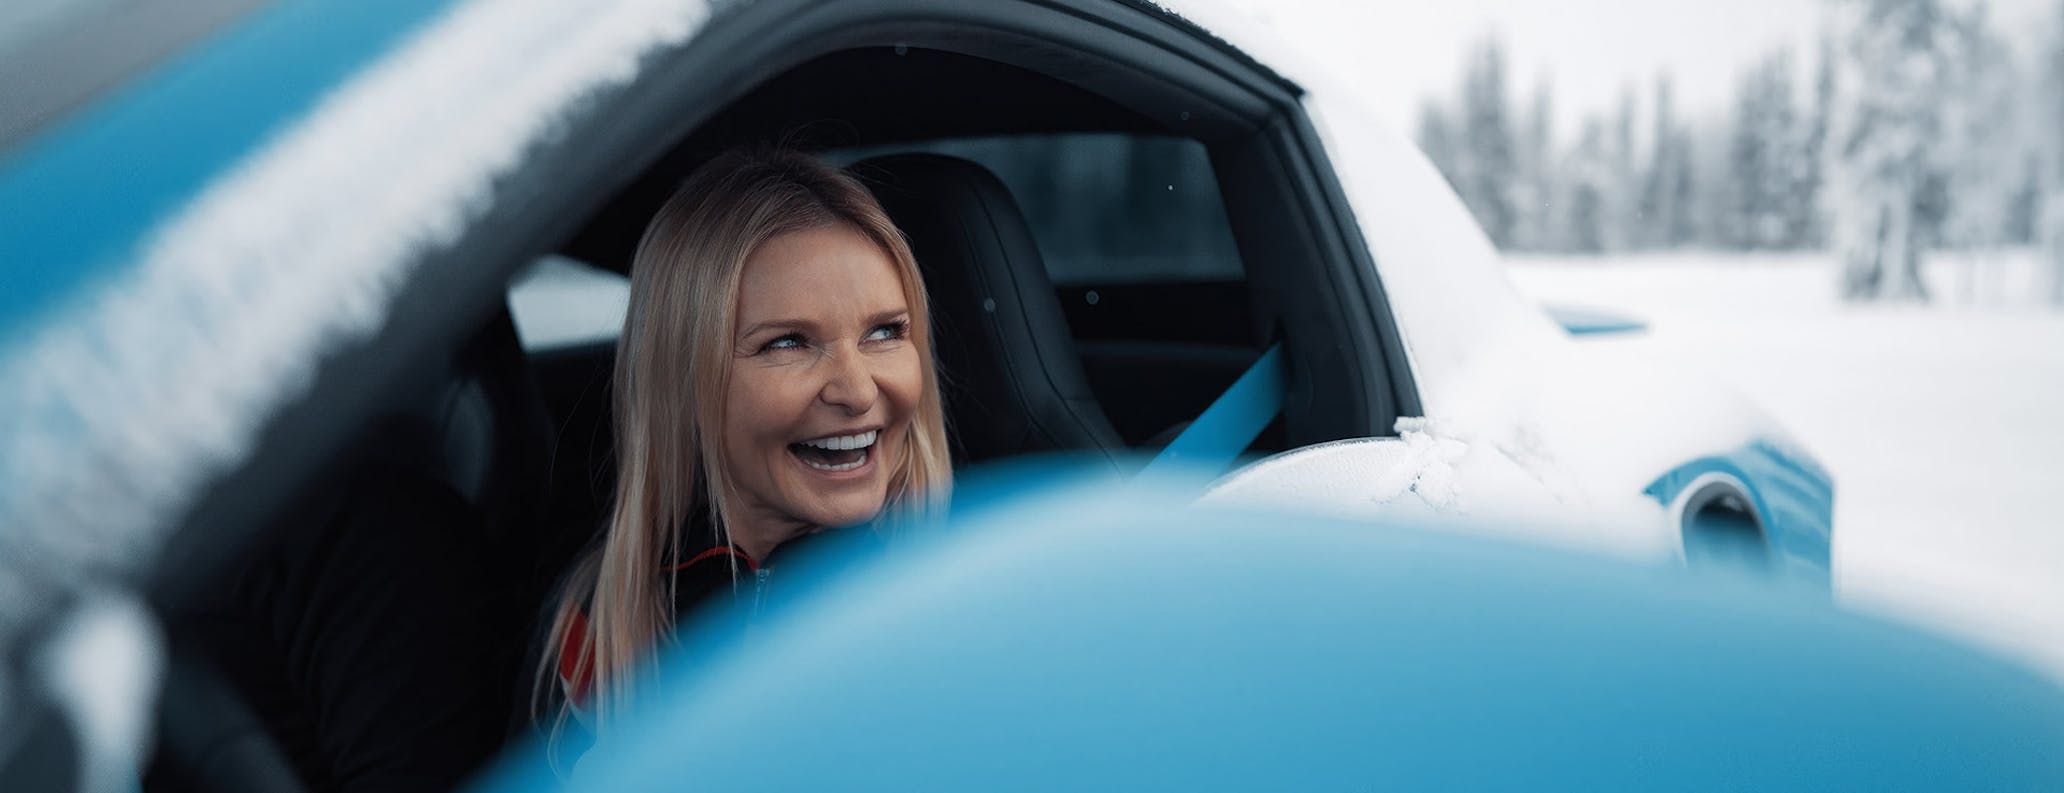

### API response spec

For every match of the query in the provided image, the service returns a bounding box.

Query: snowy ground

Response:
[1506,250,2064,684]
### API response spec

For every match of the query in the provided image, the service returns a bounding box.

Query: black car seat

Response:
[438,312,555,535]
[853,154,1125,467]
[395,307,559,595]
[148,307,556,793]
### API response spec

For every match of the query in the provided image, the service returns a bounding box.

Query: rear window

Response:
[830,133,1245,287]
[506,255,628,351]
[514,134,1249,351]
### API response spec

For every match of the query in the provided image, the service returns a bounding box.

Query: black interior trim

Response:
[149,644,311,793]
[1281,111,1424,419]
[564,0,1281,273]
[527,339,620,566]
[1078,340,1260,446]
[1212,126,1364,446]
[1056,281,1253,346]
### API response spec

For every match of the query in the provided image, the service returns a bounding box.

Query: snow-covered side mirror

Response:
[1542,304,1647,337]
[1203,437,1463,523]
[1201,428,1671,562]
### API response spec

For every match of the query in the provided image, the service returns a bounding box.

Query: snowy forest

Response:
[1414,0,2064,302]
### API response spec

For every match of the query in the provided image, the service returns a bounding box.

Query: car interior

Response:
[523,46,1297,582]
[142,12,1413,790]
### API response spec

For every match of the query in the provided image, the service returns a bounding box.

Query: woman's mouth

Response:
[788,429,879,472]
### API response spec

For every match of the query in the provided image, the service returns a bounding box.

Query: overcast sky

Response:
[1235,0,2057,135]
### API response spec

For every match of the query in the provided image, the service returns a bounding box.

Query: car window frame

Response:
[159,0,1421,598]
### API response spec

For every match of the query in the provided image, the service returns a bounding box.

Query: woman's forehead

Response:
[735,225,907,322]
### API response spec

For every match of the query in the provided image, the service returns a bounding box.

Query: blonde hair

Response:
[536,149,952,743]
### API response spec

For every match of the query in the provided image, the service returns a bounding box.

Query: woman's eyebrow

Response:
[865,309,911,325]
[739,310,906,339]
[738,319,812,339]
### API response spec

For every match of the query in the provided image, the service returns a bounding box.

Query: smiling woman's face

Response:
[721,222,921,559]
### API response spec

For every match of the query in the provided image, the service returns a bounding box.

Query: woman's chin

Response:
[809,493,888,530]
[778,478,889,532]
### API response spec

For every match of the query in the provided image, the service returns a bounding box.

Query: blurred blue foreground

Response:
[474,462,2064,792]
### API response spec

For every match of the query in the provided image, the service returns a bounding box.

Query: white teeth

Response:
[799,430,878,451]
[801,447,869,472]
[794,430,877,473]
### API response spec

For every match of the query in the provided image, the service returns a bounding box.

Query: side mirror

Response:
[1203,436,1454,521]
[1200,434,1669,561]
[1543,304,1647,337]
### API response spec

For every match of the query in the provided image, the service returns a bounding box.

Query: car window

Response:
[507,254,629,351]
[517,137,1266,454]
[830,132,1266,451]
[831,133,1246,287]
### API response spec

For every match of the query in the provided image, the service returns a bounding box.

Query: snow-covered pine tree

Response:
[1459,37,1519,249]
[2007,157,2044,246]
[1567,117,1612,253]
[1689,120,1735,248]
[1791,36,1837,249]
[2047,0,2064,304]
[1723,70,1756,250]
[1637,74,1687,250]
[1826,0,1959,301]
[1515,77,1558,251]
[1669,131,1701,247]
[1937,1,2025,258]
[1415,101,1462,196]
[1725,49,1802,251]
[1610,85,1640,251]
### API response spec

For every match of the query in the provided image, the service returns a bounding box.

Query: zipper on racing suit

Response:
[751,566,772,620]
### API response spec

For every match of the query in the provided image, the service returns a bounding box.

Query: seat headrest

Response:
[853,154,1122,465]
[372,308,554,536]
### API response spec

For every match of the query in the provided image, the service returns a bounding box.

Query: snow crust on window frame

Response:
[0,0,711,591]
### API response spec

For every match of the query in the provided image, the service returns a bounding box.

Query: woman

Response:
[536,149,953,751]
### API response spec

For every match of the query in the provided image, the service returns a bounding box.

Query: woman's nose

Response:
[818,343,878,414]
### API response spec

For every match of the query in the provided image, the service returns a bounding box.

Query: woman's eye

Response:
[864,321,909,343]
[758,334,805,353]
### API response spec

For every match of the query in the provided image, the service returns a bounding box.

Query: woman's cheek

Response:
[883,347,924,415]
[728,366,808,444]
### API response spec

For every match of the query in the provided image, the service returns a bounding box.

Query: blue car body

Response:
[475,473,2059,792]
[0,0,1941,790]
